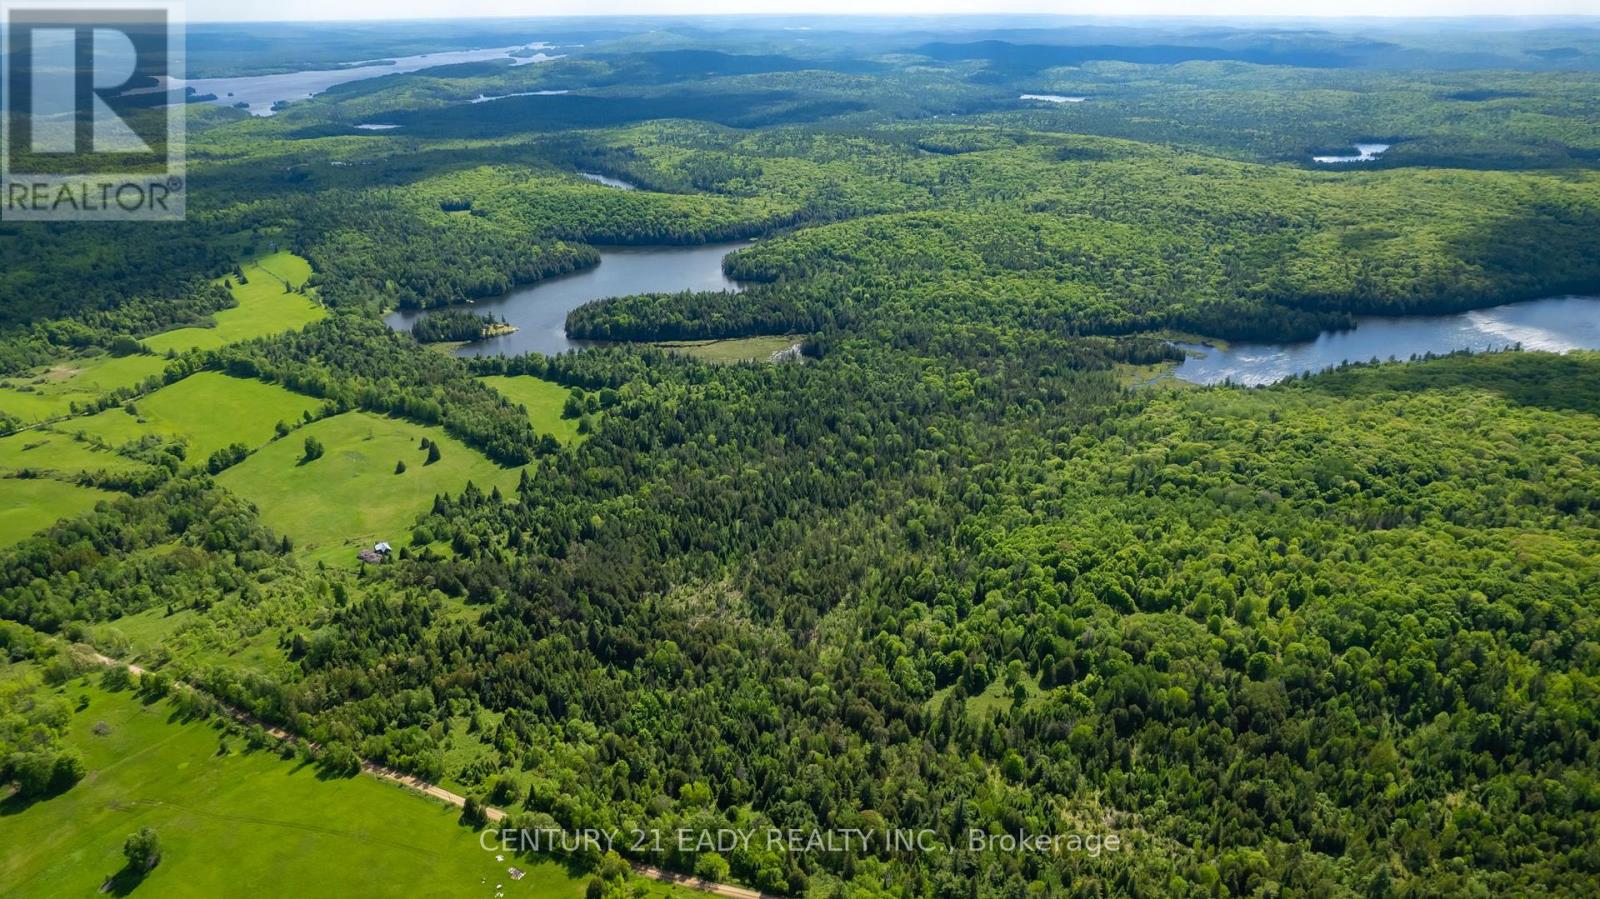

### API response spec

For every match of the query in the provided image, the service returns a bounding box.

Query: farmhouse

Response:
[358,541,394,564]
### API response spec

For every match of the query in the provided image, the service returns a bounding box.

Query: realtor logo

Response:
[2,0,185,220]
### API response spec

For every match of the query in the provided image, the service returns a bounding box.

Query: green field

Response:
[0,428,150,480]
[0,679,694,898]
[141,252,327,355]
[478,376,582,444]
[217,411,522,566]
[0,354,169,424]
[0,254,323,424]
[653,335,802,365]
[59,373,323,461]
[0,479,114,548]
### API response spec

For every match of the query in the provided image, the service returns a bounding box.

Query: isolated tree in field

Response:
[426,442,441,465]
[123,827,160,872]
[395,460,407,474]
[302,436,324,462]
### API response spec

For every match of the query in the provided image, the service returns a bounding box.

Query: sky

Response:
[187,2,1600,23]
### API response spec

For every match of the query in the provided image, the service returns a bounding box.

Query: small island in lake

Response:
[410,308,517,343]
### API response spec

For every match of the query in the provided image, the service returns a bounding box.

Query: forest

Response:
[3,14,1600,899]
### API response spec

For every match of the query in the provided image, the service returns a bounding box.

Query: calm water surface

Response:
[386,242,751,357]
[472,89,570,103]
[180,44,558,115]
[1312,142,1390,164]
[1173,295,1600,386]
[579,172,638,190]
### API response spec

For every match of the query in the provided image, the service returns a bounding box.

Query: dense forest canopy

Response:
[3,14,1600,899]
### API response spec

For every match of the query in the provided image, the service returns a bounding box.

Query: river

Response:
[385,242,752,357]
[1172,295,1600,386]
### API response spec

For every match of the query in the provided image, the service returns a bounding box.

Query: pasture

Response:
[0,678,691,898]
[0,354,169,424]
[478,375,582,444]
[141,252,326,354]
[0,429,150,480]
[57,373,323,461]
[217,411,522,566]
[0,479,114,548]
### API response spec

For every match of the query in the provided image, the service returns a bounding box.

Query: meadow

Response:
[217,411,523,565]
[0,428,151,480]
[141,252,327,355]
[58,372,323,462]
[651,335,801,365]
[0,676,695,898]
[0,354,169,424]
[0,480,114,548]
[478,375,582,444]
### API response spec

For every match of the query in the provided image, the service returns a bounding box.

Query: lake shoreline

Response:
[1172,293,1600,386]
[386,241,755,357]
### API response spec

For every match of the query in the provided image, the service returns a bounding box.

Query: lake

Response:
[1313,142,1390,164]
[579,172,638,190]
[386,242,752,357]
[179,44,558,115]
[1173,295,1600,386]
[471,89,570,104]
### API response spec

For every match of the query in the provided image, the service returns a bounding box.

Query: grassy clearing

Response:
[58,372,322,461]
[90,603,198,660]
[0,354,169,423]
[965,672,1045,717]
[927,673,1047,720]
[1112,361,1186,390]
[0,429,150,480]
[0,678,695,898]
[95,603,291,675]
[141,252,326,355]
[652,335,801,364]
[0,253,321,423]
[0,479,114,548]
[439,713,505,796]
[217,411,522,566]
[478,375,582,444]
